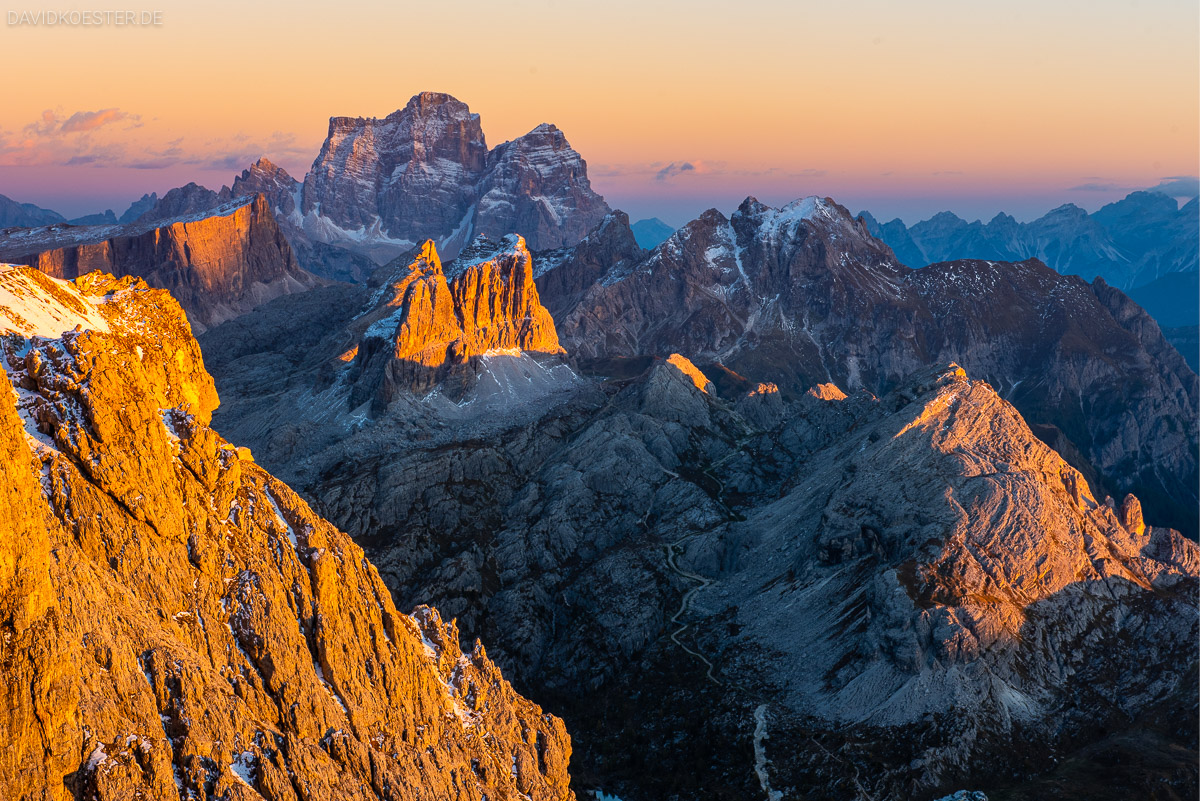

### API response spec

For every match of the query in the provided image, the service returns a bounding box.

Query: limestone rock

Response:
[231,157,301,218]
[298,92,610,260]
[0,264,574,801]
[347,236,563,405]
[1120,493,1146,535]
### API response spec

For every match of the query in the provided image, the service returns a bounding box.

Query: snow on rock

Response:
[0,264,111,338]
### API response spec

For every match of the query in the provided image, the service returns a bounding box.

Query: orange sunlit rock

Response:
[807,382,848,401]
[665,353,713,394]
[0,265,575,799]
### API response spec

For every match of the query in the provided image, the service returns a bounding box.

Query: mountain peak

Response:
[302,94,608,257]
[348,231,561,403]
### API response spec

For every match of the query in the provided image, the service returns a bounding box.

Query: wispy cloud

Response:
[656,161,700,181]
[0,111,314,176]
[1069,181,1125,192]
[596,160,823,184]
[22,107,141,138]
[60,108,137,133]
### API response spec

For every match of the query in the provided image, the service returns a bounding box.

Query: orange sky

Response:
[3,0,1197,223]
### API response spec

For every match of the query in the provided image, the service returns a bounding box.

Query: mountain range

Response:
[197,222,1198,799]
[859,190,1198,293]
[0,91,1197,801]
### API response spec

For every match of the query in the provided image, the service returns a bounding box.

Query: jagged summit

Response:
[313,235,568,408]
[231,157,301,216]
[298,92,610,259]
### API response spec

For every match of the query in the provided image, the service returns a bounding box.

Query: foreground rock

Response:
[0,263,574,800]
[0,194,317,331]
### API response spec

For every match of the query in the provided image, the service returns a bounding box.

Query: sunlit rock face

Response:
[537,197,1200,537]
[0,263,574,801]
[0,194,316,332]
[298,92,610,259]
[344,235,564,406]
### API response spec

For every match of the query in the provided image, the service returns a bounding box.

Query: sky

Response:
[2,0,1198,225]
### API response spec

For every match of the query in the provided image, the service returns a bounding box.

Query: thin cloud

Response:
[656,161,698,181]
[0,112,315,175]
[60,108,136,133]
[1069,181,1125,192]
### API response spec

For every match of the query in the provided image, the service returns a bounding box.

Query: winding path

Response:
[663,532,721,685]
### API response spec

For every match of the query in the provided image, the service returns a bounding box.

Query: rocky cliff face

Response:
[537,197,1199,537]
[0,262,574,801]
[0,194,317,332]
[297,92,610,260]
[338,235,564,406]
[471,124,609,254]
[532,211,645,320]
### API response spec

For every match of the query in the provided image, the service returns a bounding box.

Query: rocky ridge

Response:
[0,194,317,332]
[339,234,565,407]
[0,262,573,800]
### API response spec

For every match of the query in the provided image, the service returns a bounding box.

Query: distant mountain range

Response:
[630,217,675,249]
[859,190,1198,291]
[0,193,117,227]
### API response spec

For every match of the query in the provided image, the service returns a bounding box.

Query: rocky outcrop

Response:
[471,124,609,252]
[302,93,488,250]
[0,263,575,800]
[131,181,231,225]
[705,365,1198,797]
[347,235,563,404]
[0,194,317,331]
[298,92,610,260]
[533,211,645,319]
[538,197,1199,537]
